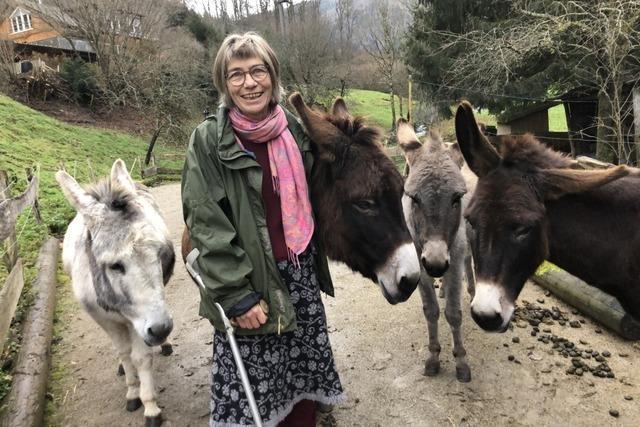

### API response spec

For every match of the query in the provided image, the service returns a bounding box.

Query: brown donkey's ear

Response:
[396,118,422,166]
[331,97,350,120]
[455,101,500,177]
[289,92,346,162]
[542,165,634,200]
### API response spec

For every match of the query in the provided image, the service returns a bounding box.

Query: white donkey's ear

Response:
[55,170,99,214]
[110,159,136,195]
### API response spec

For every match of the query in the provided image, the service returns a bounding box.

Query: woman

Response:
[181,32,345,427]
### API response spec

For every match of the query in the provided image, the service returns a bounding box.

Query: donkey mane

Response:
[325,114,383,149]
[86,179,153,216]
[500,134,573,169]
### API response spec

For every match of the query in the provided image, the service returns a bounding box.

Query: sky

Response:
[184,0,304,17]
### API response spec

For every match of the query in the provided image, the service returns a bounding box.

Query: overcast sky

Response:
[184,0,304,16]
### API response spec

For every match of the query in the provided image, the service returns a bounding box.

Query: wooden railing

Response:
[140,154,182,179]
[0,169,38,350]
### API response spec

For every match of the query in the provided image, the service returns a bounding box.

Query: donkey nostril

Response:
[425,262,449,278]
[148,319,173,341]
[398,275,419,297]
[421,257,428,270]
[471,309,504,331]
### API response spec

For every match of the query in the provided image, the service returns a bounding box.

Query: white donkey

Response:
[397,120,475,382]
[57,159,175,426]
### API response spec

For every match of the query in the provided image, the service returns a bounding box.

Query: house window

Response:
[10,9,33,34]
[130,16,142,38]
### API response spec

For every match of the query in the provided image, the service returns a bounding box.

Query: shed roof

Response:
[497,100,560,124]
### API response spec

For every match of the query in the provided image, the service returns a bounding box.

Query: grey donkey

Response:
[397,119,475,382]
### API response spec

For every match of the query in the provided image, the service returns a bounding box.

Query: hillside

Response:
[344,89,411,131]
[0,94,185,402]
[0,94,184,240]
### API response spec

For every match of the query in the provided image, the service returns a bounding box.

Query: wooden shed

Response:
[496,101,559,136]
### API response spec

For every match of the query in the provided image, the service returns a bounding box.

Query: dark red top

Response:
[241,138,288,261]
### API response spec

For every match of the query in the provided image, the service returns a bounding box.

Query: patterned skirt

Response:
[209,247,346,427]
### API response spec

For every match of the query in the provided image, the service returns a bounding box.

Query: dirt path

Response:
[50,183,640,426]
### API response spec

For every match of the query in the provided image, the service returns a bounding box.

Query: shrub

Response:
[59,58,99,106]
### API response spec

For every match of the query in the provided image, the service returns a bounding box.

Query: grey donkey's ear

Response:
[55,170,100,215]
[110,159,136,195]
[396,118,422,166]
[455,101,500,177]
[447,142,465,169]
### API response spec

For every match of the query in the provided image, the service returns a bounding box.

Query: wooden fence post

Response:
[0,259,24,350]
[0,170,19,270]
[633,87,640,167]
[25,167,42,224]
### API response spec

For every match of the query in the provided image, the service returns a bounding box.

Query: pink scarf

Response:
[229,106,314,264]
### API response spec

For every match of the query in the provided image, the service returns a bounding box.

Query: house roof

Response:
[497,100,560,124]
[22,35,93,53]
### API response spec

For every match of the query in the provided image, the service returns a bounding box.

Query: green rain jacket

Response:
[181,106,334,335]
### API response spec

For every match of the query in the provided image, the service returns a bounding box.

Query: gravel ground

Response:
[48,183,640,427]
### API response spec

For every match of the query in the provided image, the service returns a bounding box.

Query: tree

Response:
[44,0,206,158]
[168,4,221,47]
[0,41,17,93]
[405,0,513,117]
[48,0,169,92]
[335,0,356,57]
[275,0,340,106]
[141,27,207,164]
[364,0,405,130]
[406,0,640,165]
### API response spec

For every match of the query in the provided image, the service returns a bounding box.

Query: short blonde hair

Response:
[212,32,284,108]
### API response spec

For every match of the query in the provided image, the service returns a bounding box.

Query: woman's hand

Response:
[232,302,268,329]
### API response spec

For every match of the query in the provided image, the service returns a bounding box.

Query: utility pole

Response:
[408,74,412,123]
[275,0,292,35]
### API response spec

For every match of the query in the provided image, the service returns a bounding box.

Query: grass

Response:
[343,89,412,130]
[343,89,500,138]
[548,104,568,132]
[0,94,185,410]
[343,89,568,135]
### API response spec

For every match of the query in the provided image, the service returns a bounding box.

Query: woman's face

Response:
[226,56,273,121]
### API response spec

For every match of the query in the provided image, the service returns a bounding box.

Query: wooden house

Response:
[0,0,94,73]
[1,1,59,45]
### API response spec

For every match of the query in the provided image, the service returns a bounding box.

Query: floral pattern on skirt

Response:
[210,247,345,427]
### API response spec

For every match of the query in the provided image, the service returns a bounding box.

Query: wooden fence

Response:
[0,171,26,351]
[140,154,182,179]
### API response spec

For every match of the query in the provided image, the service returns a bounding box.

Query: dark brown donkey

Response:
[182,93,420,304]
[455,101,640,332]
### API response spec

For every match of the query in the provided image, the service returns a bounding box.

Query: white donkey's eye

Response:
[109,262,126,273]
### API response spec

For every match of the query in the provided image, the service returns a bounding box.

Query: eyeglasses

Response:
[225,65,270,87]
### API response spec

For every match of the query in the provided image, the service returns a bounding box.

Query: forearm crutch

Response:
[185,248,264,427]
